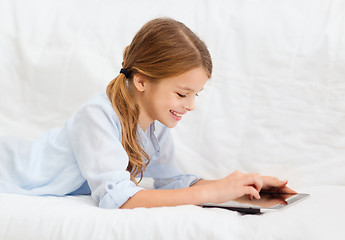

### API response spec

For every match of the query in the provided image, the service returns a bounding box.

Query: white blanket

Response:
[1,185,344,239]
[0,0,344,239]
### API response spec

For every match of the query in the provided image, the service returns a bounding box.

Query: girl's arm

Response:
[121,171,291,209]
[120,185,208,208]
[190,179,217,186]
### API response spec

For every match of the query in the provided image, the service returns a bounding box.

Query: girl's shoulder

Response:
[78,93,117,116]
[82,92,114,111]
[69,92,121,129]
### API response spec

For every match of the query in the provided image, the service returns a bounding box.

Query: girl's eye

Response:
[177,93,186,98]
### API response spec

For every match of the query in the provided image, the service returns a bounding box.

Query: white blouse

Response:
[0,93,199,208]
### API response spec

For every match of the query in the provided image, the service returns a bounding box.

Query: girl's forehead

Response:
[162,67,209,90]
[176,85,204,92]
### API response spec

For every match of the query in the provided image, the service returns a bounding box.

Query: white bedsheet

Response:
[0,0,345,239]
[1,186,344,240]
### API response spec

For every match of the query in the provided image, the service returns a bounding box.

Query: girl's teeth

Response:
[170,110,182,117]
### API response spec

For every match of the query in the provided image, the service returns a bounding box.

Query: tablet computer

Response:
[201,192,310,214]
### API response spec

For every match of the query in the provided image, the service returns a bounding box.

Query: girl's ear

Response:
[132,75,147,92]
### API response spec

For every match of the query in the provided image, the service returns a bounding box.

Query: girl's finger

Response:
[263,176,287,188]
[243,186,260,200]
[243,173,263,192]
[277,186,297,194]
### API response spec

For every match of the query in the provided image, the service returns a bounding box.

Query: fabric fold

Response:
[99,178,144,209]
[153,174,200,189]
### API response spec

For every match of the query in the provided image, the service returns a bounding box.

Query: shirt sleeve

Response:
[67,103,143,209]
[147,122,200,189]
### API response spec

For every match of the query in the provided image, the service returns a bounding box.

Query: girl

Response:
[0,18,293,209]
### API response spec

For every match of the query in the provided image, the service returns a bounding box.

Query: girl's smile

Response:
[169,110,184,121]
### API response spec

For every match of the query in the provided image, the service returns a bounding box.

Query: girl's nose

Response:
[185,99,195,111]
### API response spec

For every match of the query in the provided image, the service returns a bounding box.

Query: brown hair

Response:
[106,18,212,183]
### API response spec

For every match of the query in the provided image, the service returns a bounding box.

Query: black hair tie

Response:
[120,68,130,78]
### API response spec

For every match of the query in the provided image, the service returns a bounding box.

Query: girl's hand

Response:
[201,172,297,204]
[260,176,297,194]
[205,170,264,204]
[246,176,297,200]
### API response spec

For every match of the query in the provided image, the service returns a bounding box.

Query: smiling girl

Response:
[0,18,293,209]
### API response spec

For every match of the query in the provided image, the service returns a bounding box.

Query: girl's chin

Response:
[161,119,178,128]
[165,122,178,128]
[158,113,181,128]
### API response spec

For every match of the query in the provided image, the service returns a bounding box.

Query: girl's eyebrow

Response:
[178,87,204,92]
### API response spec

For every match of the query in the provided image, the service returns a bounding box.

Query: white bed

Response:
[1,185,344,239]
[1,0,345,239]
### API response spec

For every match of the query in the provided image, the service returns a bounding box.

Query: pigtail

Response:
[106,72,149,184]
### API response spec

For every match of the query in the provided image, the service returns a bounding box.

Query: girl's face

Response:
[134,67,209,131]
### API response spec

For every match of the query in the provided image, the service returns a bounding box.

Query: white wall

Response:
[1,0,344,189]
